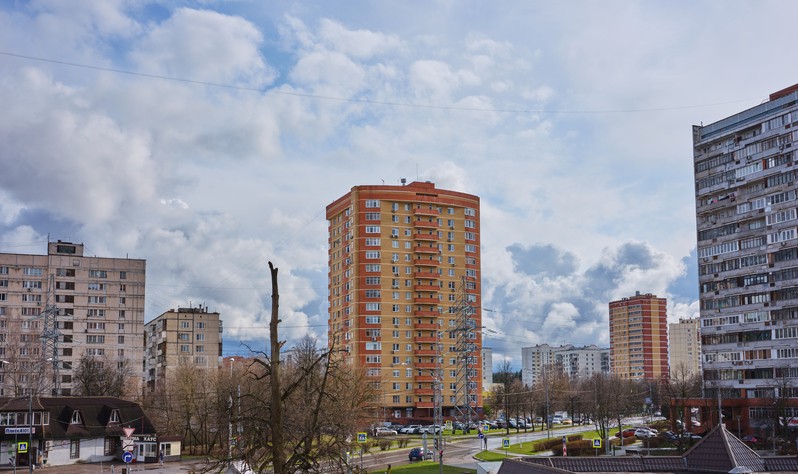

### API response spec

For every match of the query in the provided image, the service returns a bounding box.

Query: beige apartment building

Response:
[144,306,223,390]
[326,181,482,423]
[668,317,701,380]
[0,241,145,396]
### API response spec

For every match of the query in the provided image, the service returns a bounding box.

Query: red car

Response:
[615,428,637,438]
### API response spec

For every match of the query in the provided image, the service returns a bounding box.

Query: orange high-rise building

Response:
[326,181,482,422]
[609,292,669,381]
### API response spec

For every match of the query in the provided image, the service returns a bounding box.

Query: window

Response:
[196,322,205,329]
[88,296,106,304]
[365,264,381,272]
[119,271,126,279]
[178,333,190,341]
[196,334,205,341]
[365,212,380,220]
[22,281,42,289]
[365,226,381,233]
[23,268,42,276]
[365,251,380,259]
[0,267,7,275]
[70,439,80,459]
[86,335,105,344]
[365,238,381,246]
[87,282,105,291]
[365,199,380,208]
[87,322,106,330]
[196,345,205,353]
[56,268,75,277]
[71,411,82,424]
[180,345,190,353]
[365,303,381,311]
[88,270,107,278]
[180,321,190,329]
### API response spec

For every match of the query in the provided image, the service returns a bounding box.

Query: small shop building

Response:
[0,396,179,468]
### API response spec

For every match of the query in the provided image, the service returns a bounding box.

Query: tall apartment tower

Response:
[144,306,223,390]
[693,84,798,411]
[0,241,145,396]
[608,292,669,381]
[668,318,701,380]
[521,344,609,386]
[326,181,482,422]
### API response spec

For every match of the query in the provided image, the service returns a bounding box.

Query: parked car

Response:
[572,417,581,424]
[742,434,760,444]
[375,427,397,436]
[561,418,573,425]
[659,431,678,442]
[408,447,434,461]
[634,427,657,439]
[400,425,419,434]
[615,428,637,438]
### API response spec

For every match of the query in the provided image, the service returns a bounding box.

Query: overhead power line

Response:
[0,50,763,115]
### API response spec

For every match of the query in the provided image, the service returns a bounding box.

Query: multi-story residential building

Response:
[326,181,482,422]
[482,347,493,389]
[144,306,223,390]
[692,84,798,432]
[0,241,145,396]
[668,317,701,379]
[521,344,609,386]
[608,292,669,381]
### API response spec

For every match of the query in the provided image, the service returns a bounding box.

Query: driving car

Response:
[742,434,760,444]
[408,447,434,461]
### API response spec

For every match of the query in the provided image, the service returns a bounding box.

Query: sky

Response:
[0,0,796,368]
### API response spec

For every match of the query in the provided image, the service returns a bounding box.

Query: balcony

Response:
[415,388,434,396]
[414,323,438,330]
[414,309,439,317]
[414,232,438,241]
[413,284,439,292]
[414,246,439,255]
[413,220,439,229]
[415,401,434,409]
[414,297,439,305]
[416,349,437,356]
[413,207,441,217]
[414,270,438,279]
[414,258,440,267]
[413,336,437,344]
[416,362,436,369]
[415,374,435,382]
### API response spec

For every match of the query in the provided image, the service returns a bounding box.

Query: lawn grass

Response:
[370,461,476,473]
[473,450,510,462]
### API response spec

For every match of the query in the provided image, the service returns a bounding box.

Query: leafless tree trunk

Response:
[269,262,286,474]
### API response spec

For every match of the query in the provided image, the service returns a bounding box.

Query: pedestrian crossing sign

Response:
[502,438,510,448]
[592,438,602,448]
[17,442,27,453]
[357,432,367,443]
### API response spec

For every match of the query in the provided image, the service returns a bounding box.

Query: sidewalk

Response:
[0,459,207,474]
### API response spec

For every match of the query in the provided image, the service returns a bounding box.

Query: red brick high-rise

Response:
[609,292,669,381]
[326,181,482,422]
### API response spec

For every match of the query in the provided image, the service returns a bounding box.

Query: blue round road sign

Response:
[123,451,133,463]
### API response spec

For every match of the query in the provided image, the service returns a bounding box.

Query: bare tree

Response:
[72,353,131,397]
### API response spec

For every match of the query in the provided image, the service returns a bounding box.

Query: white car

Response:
[399,425,419,434]
[375,427,397,436]
[635,427,657,439]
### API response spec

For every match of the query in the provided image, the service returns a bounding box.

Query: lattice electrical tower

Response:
[451,276,479,430]
[39,275,62,395]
